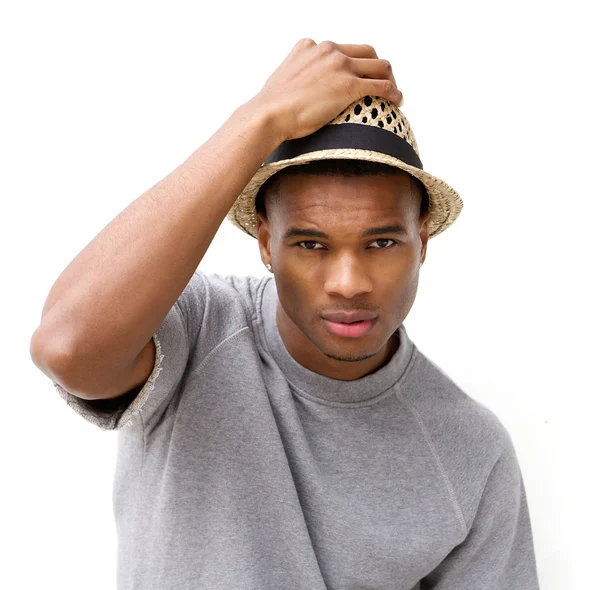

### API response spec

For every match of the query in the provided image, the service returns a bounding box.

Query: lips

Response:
[322,317,377,338]
[321,310,377,324]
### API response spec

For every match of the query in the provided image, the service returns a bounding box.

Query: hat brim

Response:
[226,148,463,239]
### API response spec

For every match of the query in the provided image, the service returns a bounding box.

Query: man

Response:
[30,39,540,589]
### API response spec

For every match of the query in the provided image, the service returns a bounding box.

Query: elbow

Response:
[29,327,92,399]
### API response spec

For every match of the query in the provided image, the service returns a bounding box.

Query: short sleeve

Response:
[52,270,208,431]
[420,441,540,589]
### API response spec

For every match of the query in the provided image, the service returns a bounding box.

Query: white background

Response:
[2,1,598,588]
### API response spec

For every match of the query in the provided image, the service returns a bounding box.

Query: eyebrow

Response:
[282,223,409,240]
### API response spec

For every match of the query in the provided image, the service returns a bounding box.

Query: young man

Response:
[30,39,540,589]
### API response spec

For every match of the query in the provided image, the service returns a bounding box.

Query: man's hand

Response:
[249,38,403,144]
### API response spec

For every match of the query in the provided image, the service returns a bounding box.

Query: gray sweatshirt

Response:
[53,271,540,589]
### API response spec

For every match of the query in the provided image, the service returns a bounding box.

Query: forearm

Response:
[30,99,282,385]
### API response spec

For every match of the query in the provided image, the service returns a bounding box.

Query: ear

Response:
[256,212,272,266]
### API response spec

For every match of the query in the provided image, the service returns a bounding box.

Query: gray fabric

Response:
[53,271,540,589]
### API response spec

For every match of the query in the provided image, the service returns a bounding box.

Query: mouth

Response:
[322,318,377,338]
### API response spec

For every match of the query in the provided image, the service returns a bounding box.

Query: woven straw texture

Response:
[226,95,463,239]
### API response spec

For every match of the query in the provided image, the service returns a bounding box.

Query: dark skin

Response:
[256,171,429,381]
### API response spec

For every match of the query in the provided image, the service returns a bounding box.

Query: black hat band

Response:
[264,122,423,170]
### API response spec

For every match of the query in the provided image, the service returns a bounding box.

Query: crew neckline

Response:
[258,277,415,405]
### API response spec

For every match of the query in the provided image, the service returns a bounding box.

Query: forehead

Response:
[272,172,419,221]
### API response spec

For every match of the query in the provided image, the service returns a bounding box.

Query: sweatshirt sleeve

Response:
[420,442,540,589]
[51,271,208,431]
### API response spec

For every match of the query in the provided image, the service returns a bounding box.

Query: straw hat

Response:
[226,95,463,239]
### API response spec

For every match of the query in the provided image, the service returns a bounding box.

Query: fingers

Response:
[358,78,404,108]
[334,43,379,59]
[350,57,397,87]
[327,42,402,106]
[290,39,404,108]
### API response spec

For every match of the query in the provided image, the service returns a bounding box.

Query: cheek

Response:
[275,272,311,311]
[378,271,419,314]
[276,257,314,290]
[394,275,420,314]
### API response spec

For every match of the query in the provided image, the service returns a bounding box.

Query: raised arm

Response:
[29,39,403,401]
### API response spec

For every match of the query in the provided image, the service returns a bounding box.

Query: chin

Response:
[317,323,384,352]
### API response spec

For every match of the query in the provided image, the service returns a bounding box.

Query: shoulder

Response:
[198,270,269,298]
[403,345,513,457]
[400,344,519,527]
[202,271,271,306]
[198,271,271,324]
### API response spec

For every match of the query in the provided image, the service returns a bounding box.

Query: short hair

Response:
[254,158,429,220]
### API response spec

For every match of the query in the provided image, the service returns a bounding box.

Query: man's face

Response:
[256,171,429,377]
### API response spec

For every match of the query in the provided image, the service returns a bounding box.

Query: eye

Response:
[297,241,325,250]
[369,239,398,249]
[296,239,399,250]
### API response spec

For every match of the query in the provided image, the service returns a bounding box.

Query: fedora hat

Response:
[226,95,463,239]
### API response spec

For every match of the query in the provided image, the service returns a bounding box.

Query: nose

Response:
[323,255,373,299]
